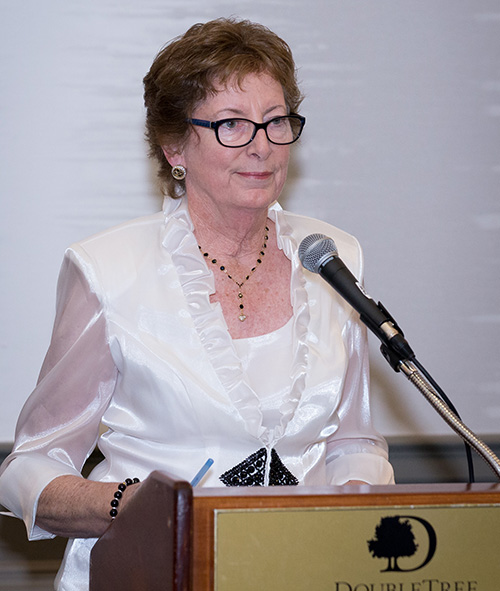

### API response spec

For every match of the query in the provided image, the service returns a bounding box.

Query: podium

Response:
[90,471,500,590]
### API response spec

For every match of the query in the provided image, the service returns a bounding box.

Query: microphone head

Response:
[298,233,338,273]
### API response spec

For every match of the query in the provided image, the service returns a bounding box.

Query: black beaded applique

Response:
[220,448,267,486]
[219,448,298,487]
[269,448,299,486]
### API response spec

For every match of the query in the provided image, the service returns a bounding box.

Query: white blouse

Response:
[0,197,393,591]
[233,317,294,430]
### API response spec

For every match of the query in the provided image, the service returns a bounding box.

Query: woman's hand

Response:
[35,475,141,538]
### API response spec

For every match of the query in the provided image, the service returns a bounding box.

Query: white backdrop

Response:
[1,0,499,443]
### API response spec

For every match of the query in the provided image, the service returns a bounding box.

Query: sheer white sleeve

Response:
[0,253,117,540]
[325,317,395,485]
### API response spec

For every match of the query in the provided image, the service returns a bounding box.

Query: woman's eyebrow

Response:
[212,104,287,119]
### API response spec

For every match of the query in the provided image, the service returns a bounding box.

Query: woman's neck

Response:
[188,198,272,262]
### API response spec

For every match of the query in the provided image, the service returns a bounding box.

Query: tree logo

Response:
[367,515,437,572]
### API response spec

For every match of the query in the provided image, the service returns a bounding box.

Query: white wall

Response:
[1,0,499,443]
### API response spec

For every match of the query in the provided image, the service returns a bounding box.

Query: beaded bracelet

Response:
[109,477,140,519]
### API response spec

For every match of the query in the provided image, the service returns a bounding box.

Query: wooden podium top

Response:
[194,480,500,503]
[90,473,500,591]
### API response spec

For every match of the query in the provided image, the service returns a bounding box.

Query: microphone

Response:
[298,233,414,366]
[299,236,500,483]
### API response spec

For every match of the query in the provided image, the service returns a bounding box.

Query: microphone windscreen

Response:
[298,233,338,273]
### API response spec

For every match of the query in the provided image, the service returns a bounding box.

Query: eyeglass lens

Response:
[217,116,302,147]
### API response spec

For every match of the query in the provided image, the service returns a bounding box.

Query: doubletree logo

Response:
[367,515,437,572]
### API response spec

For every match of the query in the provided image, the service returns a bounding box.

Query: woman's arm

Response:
[0,253,118,539]
[325,318,394,485]
[35,475,141,538]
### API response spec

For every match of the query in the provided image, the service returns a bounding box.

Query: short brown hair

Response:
[143,17,303,196]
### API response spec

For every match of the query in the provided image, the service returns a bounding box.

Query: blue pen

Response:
[190,458,214,487]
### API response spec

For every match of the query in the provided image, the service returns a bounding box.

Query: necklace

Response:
[198,226,269,322]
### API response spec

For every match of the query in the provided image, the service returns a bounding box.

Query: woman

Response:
[0,17,393,590]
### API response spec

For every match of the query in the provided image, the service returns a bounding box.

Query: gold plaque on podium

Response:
[215,505,500,590]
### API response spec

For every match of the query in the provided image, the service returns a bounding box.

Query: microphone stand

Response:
[399,359,500,479]
[379,329,500,481]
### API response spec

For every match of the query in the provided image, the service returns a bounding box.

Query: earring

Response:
[171,165,186,181]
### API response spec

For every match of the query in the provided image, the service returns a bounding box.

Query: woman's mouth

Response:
[237,171,273,180]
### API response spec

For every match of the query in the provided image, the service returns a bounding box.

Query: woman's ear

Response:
[161,145,185,168]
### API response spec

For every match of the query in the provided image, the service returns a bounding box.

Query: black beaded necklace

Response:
[198,226,269,322]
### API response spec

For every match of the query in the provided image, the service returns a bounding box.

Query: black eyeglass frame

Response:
[185,114,306,148]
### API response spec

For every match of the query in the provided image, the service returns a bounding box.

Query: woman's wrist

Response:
[109,478,141,519]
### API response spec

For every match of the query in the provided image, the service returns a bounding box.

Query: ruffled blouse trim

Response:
[161,197,311,447]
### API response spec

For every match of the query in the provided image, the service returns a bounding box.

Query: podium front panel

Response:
[214,504,499,590]
[193,483,500,591]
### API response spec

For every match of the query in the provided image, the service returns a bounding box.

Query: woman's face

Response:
[165,72,291,217]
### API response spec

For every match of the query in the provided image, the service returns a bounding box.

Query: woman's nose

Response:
[248,126,272,158]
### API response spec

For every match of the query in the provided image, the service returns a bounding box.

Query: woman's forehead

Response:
[199,73,285,110]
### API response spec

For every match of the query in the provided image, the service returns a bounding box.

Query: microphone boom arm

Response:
[398,359,500,480]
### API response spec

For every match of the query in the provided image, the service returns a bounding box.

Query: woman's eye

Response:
[221,119,241,130]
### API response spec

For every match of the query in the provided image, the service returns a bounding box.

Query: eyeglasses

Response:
[186,114,306,148]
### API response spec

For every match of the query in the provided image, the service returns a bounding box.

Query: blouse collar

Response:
[161,196,311,447]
